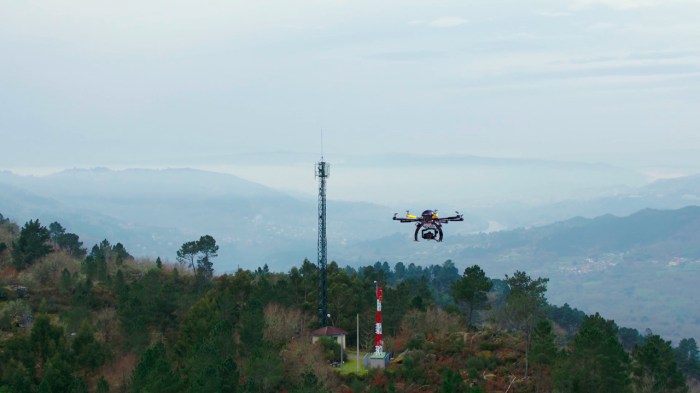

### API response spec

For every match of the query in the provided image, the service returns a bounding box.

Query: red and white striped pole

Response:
[374,286,383,356]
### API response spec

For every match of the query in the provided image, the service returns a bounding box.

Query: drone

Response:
[393,210,464,242]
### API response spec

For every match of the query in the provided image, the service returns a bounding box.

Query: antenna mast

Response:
[316,157,330,326]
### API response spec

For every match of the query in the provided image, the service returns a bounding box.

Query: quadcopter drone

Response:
[393,210,464,242]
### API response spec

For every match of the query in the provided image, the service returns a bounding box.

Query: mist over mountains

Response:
[2,166,700,269]
[2,166,700,342]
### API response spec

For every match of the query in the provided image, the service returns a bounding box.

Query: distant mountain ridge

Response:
[0,167,282,199]
[1,168,479,270]
[462,205,700,259]
[465,206,700,344]
[1,168,700,342]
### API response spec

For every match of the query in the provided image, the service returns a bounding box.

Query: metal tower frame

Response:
[316,160,330,326]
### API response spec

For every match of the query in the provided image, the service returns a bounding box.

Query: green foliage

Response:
[531,320,558,392]
[0,238,693,393]
[451,264,493,329]
[0,334,35,381]
[112,242,131,266]
[382,277,432,337]
[547,303,586,339]
[48,222,65,244]
[96,377,110,393]
[176,241,198,273]
[177,235,218,281]
[47,222,87,258]
[631,334,688,392]
[195,235,217,280]
[72,322,108,372]
[243,344,284,392]
[675,337,700,379]
[30,314,65,362]
[397,351,428,385]
[554,313,631,393]
[316,336,345,363]
[40,352,85,393]
[185,320,239,393]
[440,367,462,393]
[57,232,87,258]
[117,269,180,351]
[503,270,549,377]
[239,299,264,355]
[12,219,52,270]
[0,299,33,329]
[82,240,133,280]
[3,360,33,393]
[59,268,73,293]
[618,326,646,351]
[131,342,182,393]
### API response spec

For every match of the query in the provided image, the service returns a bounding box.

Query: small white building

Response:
[311,326,348,349]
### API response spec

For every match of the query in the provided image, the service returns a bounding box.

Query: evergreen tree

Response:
[3,360,33,393]
[48,222,66,245]
[177,241,199,274]
[675,338,700,378]
[59,268,73,294]
[530,320,557,393]
[30,314,65,363]
[196,235,218,280]
[239,299,264,355]
[131,342,182,393]
[39,353,82,393]
[632,335,688,393]
[72,322,107,372]
[12,219,52,270]
[186,321,239,393]
[503,270,549,377]
[554,313,631,393]
[112,242,131,266]
[451,265,493,329]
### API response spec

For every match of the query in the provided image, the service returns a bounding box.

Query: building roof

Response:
[311,326,349,337]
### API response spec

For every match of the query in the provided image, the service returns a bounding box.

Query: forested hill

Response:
[445,206,700,346]
[343,206,700,344]
[1,214,699,392]
[461,205,700,258]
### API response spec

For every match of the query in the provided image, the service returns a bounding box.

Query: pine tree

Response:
[131,342,182,393]
[632,335,688,393]
[530,320,558,393]
[554,313,631,393]
[12,219,52,270]
[451,265,493,329]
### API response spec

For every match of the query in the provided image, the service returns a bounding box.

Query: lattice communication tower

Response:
[316,159,330,326]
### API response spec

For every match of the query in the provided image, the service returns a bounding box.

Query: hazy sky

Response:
[2,0,700,173]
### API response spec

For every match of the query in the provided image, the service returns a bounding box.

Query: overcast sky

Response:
[1,0,699,175]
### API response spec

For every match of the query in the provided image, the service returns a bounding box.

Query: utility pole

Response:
[356,313,360,372]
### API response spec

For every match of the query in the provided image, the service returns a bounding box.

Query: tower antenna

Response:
[316,147,330,326]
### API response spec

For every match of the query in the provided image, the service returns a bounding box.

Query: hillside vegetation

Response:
[0,213,698,392]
